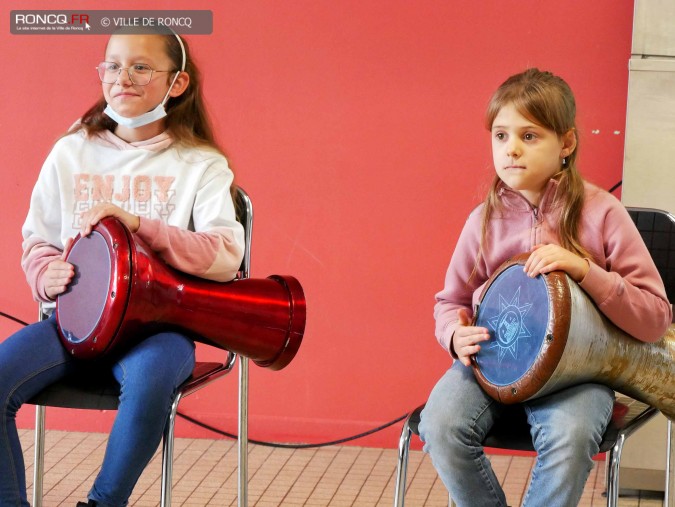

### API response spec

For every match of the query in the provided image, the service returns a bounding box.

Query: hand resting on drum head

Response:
[452,308,490,367]
[523,243,589,282]
[43,237,74,301]
[80,202,140,238]
[45,202,140,301]
[454,245,590,368]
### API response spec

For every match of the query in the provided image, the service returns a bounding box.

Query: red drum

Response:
[56,217,306,370]
[472,254,675,419]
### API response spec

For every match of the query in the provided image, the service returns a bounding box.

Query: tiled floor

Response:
[20,429,664,506]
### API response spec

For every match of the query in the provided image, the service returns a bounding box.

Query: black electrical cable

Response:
[176,410,410,449]
[609,180,622,193]
[0,311,29,327]
[0,311,413,449]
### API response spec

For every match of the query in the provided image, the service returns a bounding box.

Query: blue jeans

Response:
[419,361,614,507]
[0,315,195,507]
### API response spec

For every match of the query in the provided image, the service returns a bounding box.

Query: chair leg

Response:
[605,434,626,507]
[238,357,249,507]
[393,415,413,507]
[33,405,46,507]
[160,391,183,507]
[666,419,674,507]
[604,407,661,507]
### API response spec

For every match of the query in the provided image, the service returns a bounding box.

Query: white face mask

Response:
[103,71,180,129]
[103,32,187,130]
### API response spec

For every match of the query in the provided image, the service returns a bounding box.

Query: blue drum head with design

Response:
[474,265,549,386]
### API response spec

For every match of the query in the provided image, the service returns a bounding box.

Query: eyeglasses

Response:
[96,62,175,86]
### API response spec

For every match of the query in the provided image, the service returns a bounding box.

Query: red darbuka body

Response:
[56,217,306,370]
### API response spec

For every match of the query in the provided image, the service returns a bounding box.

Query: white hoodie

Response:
[22,128,244,303]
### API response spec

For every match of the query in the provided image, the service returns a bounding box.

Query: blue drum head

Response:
[475,265,550,386]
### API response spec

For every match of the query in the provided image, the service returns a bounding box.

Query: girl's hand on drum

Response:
[81,203,140,237]
[524,244,590,282]
[44,238,74,300]
[453,308,490,366]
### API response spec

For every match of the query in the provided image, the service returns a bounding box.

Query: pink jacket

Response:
[434,179,672,355]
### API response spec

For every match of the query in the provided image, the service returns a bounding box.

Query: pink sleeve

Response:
[434,210,486,355]
[21,236,62,303]
[135,218,244,282]
[578,204,672,342]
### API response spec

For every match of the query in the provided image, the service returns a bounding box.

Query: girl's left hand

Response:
[524,244,590,282]
[80,203,140,237]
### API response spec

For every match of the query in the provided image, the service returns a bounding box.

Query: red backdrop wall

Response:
[0,1,632,448]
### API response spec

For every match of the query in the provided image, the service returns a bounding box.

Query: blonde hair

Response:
[476,68,591,274]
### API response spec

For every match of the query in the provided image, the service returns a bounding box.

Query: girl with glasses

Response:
[0,28,244,507]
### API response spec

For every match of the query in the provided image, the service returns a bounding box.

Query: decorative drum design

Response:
[471,254,675,419]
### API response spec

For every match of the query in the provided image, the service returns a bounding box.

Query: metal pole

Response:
[238,357,249,507]
[33,405,46,507]
[666,419,674,507]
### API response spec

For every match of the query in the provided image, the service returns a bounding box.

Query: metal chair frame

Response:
[394,403,672,507]
[30,187,253,507]
[393,207,675,507]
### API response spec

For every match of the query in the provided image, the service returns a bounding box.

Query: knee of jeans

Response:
[116,382,178,429]
[570,425,602,455]
[419,403,471,454]
[2,391,21,418]
[541,419,602,460]
[115,363,175,409]
[0,374,29,416]
[120,368,179,402]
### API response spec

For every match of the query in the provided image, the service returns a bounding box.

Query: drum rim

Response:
[471,253,571,404]
[56,218,133,359]
[251,274,306,370]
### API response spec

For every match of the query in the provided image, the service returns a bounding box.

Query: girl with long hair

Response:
[0,28,243,506]
[419,68,671,506]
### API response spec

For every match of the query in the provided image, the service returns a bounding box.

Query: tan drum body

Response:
[472,255,675,420]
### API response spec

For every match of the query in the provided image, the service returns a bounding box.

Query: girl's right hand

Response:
[44,238,75,300]
[452,308,491,366]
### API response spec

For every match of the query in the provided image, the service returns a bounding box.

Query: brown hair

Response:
[71,32,219,148]
[67,28,236,199]
[477,68,591,272]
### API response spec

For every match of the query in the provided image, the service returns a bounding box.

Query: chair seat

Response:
[28,373,120,410]
[407,394,655,454]
[27,361,229,410]
[180,361,233,395]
